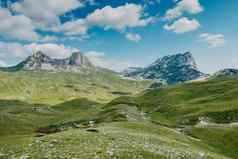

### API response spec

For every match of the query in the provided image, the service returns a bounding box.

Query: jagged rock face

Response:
[123,52,205,84]
[214,68,238,77]
[69,52,92,66]
[15,51,93,71]
[22,51,52,70]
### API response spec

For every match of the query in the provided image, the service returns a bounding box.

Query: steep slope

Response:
[123,52,205,84]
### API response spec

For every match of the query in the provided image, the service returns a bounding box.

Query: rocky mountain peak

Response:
[151,52,197,70]
[123,52,205,84]
[69,52,92,66]
[22,51,52,70]
[6,51,93,72]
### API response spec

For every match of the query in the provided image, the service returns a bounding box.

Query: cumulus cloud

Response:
[87,4,153,30]
[165,0,203,20]
[164,17,200,33]
[39,35,58,42]
[11,0,83,28]
[126,33,142,42]
[5,2,153,38]
[0,7,39,41]
[57,19,88,36]
[0,42,79,65]
[25,43,78,58]
[85,51,134,72]
[56,3,154,36]
[199,33,226,48]
[0,42,30,59]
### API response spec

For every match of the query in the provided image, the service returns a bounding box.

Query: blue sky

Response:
[0,0,237,73]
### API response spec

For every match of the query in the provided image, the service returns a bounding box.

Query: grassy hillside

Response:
[108,77,238,126]
[0,69,152,104]
[107,77,238,158]
[1,73,238,158]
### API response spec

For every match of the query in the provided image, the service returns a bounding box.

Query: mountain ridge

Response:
[0,51,93,72]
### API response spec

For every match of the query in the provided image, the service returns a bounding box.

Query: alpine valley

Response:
[0,51,238,159]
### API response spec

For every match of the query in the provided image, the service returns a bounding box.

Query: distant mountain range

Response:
[1,51,238,85]
[0,51,93,72]
[123,52,238,84]
[213,68,238,77]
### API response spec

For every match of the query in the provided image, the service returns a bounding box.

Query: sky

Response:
[0,0,237,73]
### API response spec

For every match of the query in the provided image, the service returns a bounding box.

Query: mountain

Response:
[0,51,93,72]
[123,52,206,84]
[214,68,238,77]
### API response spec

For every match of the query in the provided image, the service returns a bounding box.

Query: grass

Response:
[0,69,152,104]
[0,122,231,159]
[0,71,238,158]
[105,77,238,158]
[107,77,238,126]
[187,126,238,158]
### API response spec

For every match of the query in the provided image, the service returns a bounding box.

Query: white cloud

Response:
[7,2,153,38]
[85,51,134,72]
[25,43,78,58]
[11,0,83,28]
[199,33,226,48]
[56,3,154,36]
[86,3,153,30]
[0,42,79,65]
[126,33,142,42]
[164,17,200,33]
[165,0,203,20]
[0,42,30,58]
[58,19,88,36]
[0,7,39,41]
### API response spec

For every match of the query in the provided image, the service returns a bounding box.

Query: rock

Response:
[106,149,114,157]
[89,120,95,127]
[51,139,58,144]
[20,155,30,159]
